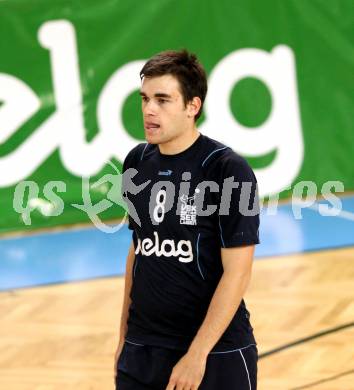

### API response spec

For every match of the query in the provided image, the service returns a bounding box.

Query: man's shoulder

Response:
[123,142,157,170]
[201,135,247,168]
[201,135,256,181]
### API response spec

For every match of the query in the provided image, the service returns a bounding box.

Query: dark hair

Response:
[140,49,207,121]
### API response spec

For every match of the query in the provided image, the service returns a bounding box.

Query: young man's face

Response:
[140,74,194,145]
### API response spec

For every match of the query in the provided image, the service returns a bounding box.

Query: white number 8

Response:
[153,189,166,223]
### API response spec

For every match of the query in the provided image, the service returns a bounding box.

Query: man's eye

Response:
[158,99,167,104]
[142,97,148,102]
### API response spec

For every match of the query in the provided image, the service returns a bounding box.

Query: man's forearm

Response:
[118,241,135,343]
[188,267,251,358]
[119,286,132,341]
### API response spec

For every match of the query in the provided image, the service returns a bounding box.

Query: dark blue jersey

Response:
[122,133,260,352]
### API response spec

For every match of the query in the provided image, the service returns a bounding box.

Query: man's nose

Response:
[143,100,157,116]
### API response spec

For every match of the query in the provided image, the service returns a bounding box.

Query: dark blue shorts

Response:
[116,340,257,389]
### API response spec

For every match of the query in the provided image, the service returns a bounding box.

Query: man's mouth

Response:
[144,121,160,130]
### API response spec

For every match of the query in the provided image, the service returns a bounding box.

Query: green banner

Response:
[0,0,353,233]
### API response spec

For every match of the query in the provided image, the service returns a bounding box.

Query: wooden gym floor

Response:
[0,246,353,389]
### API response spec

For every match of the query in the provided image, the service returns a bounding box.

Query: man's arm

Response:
[114,240,135,375]
[166,245,255,390]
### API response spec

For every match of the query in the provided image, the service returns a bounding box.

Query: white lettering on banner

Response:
[0,20,304,197]
[0,75,40,144]
[200,46,304,196]
[135,231,193,263]
[0,20,144,186]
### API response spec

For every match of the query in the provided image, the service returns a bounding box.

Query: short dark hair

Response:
[140,49,207,121]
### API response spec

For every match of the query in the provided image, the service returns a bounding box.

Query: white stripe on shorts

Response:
[239,349,251,390]
[209,343,256,355]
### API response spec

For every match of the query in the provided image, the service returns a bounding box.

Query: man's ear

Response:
[187,97,202,118]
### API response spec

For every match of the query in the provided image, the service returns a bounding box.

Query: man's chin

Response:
[145,132,163,145]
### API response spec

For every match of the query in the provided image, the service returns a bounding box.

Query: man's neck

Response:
[158,128,200,155]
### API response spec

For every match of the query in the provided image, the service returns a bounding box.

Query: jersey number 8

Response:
[153,189,167,223]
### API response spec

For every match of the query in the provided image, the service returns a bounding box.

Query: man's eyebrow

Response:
[154,93,172,98]
[139,91,172,99]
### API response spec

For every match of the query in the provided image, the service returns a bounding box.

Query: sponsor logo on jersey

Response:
[158,170,173,176]
[135,231,193,263]
[179,188,200,226]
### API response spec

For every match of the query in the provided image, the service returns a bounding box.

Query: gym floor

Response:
[0,195,353,389]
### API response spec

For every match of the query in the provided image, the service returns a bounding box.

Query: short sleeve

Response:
[216,152,260,248]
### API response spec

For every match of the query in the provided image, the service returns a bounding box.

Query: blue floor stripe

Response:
[256,195,354,257]
[1,196,353,290]
[0,227,132,291]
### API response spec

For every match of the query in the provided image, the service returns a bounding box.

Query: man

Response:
[115,49,259,390]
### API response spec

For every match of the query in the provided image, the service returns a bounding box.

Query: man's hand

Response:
[165,350,207,390]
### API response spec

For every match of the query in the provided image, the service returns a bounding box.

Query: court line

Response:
[289,369,354,389]
[259,322,354,358]
[307,203,354,222]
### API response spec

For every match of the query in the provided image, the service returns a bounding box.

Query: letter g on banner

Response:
[200,46,304,197]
